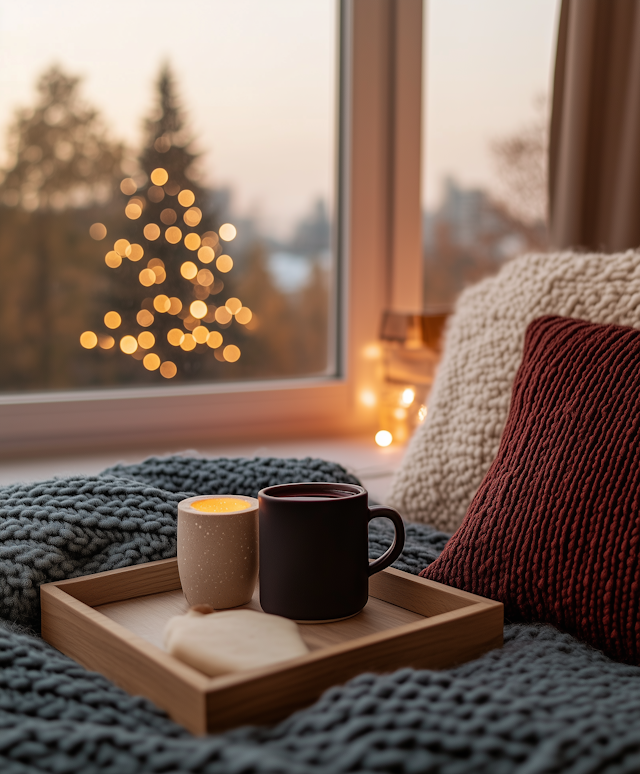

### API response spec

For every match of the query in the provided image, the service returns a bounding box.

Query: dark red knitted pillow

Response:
[421,315,640,663]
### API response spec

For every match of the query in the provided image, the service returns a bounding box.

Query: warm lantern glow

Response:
[223,344,240,362]
[143,353,161,371]
[177,189,195,207]
[219,223,237,241]
[89,223,107,240]
[191,497,251,513]
[207,331,223,349]
[167,328,185,346]
[150,167,169,186]
[80,331,98,349]
[144,224,161,241]
[120,335,138,354]
[184,233,201,251]
[105,251,121,268]
[225,297,242,315]
[198,246,215,264]
[375,430,393,447]
[180,261,198,280]
[137,309,154,327]
[104,311,121,329]
[190,300,208,319]
[165,226,182,244]
[235,307,252,325]
[215,306,232,324]
[138,331,155,349]
[160,361,177,378]
[216,254,233,273]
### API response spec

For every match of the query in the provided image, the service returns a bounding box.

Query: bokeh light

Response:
[198,246,215,264]
[418,404,428,422]
[177,189,195,207]
[400,388,415,406]
[98,334,115,349]
[193,325,209,344]
[190,300,208,319]
[215,306,232,324]
[160,361,177,378]
[154,135,171,153]
[89,223,107,240]
[207,331,223,349]
[375,430,393,447]
[153,294,171,313]
[180,261,198,280]
[120,335,138,354]
[138,331,155,349]
[219,223,237,241]
[160,208,177,225]
[80,331,98,349]
[137,309,154,327]
[114,239,130,256]
[235,307,253,325]
[183,207,202,227]
[127,243,144,261]
[125,202,142,220]
[225,297,242,315]
[184,233,201,251]
[144,224,161,241]
[150,168,169,186]
[139,268,156,287]
[168,297,183,315]
[147,186,165,203]
[216,254,233,273]
[180,334,196,351]
[104,311,121,329]
[223,344,240,362]
[165,226,182,244]
[120,178,137,195]
[167,328,185,346]
[143,353,161,371]
[165,181,180,196]
[105,251,122,268]
[196,269,214,286]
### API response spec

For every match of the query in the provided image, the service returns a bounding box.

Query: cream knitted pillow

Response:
[387,250,640,533]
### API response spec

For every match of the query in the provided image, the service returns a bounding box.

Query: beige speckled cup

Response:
[177,495,259,609]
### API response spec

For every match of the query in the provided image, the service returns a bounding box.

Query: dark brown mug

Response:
[258,482,405,622]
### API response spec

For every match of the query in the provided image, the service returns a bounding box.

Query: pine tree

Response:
[90,63,252,381]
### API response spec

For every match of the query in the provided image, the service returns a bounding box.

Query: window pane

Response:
[0,0,337,392]
[422,0,558,307]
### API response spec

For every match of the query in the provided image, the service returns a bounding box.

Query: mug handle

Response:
[367,506,405,576]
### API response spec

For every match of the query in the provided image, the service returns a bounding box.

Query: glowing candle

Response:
[189,497,252,513]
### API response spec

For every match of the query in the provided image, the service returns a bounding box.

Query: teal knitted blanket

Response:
[1,456,639,773]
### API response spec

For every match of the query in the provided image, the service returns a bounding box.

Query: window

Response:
[0,1,419,455]
[422,0,559,307]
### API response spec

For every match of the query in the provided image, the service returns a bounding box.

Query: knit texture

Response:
[0,456,361,630]
[423,316,640,663]
[389,249,640,532]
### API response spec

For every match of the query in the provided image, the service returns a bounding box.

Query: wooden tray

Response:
[40,559,503,735]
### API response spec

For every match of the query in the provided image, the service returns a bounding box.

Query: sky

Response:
[0,0,337,238]
[424,0,560,208]
[0,0,559,233]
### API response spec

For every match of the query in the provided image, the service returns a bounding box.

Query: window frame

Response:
[0,0,424,457]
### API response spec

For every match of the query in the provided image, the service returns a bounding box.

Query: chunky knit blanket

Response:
[388,250,640,532]
[2,456,640,773]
